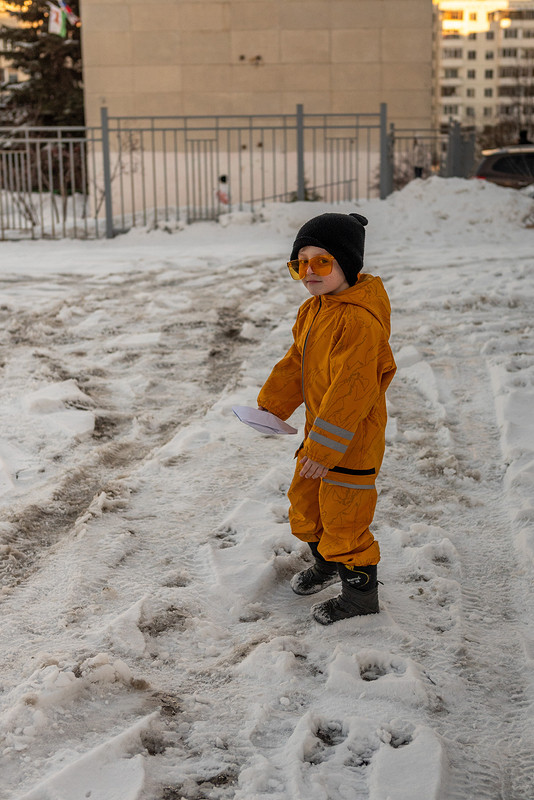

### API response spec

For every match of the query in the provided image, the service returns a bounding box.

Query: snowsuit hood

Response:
[325,273,392,338]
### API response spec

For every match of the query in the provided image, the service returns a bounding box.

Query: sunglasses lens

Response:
[287,255,334,280]
[309,256,333,275]
[287,260,302,280]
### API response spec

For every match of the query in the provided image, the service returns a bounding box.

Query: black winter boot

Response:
[312,563,379,624]
[290,542,339,596]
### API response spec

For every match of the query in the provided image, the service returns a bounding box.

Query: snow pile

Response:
[373,175,534,245]
[255,175,534,250]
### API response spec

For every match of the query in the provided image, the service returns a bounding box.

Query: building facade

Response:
[80,0,434,129]
[436,0,534,132]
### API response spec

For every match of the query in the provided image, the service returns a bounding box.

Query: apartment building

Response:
[80,0,434,130]
[437,0,534,131]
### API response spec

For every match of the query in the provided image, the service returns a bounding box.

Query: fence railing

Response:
[100,104,389,237]
[0,126,103,240]
[386,120,477,191]
[0,106,476,241]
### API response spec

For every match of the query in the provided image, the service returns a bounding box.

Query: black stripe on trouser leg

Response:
[330,466,376,476]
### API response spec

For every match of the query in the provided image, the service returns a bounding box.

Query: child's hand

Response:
[299,457,329,479]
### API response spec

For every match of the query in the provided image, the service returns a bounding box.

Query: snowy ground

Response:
[0,177,533,800]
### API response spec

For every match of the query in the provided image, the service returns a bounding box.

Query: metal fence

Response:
[0,126,104,240]
[389,122,477,188]
[99,104,390,237]
[0,106,476,241]
[0,105,390,240]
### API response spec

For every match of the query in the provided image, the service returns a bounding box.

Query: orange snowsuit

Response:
[258,274,396,566]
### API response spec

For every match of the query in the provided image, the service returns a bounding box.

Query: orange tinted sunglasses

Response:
[287,253,335,280]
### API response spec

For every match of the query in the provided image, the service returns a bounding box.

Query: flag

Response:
[48,3,67,37]
[57,0,80,25]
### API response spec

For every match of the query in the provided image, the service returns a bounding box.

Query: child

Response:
[257,212,396,625]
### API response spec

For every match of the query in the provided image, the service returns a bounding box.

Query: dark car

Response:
[473,145,534,190]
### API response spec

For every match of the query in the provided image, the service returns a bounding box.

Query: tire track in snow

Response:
[0,267,264,593]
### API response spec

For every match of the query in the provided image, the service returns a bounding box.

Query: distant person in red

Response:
[216,175,230,206]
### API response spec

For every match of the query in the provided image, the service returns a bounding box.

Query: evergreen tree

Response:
[0,0,83,126]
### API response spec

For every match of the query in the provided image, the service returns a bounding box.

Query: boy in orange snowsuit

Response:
[258,212,396,624]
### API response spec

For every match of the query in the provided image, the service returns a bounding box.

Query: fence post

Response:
[379,102,393,199]
[100,106,114,238]
[296,104,305,201]
[462,130,476,178]
[446,119,462,177]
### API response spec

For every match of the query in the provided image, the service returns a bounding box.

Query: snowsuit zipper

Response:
[301,297,321,413]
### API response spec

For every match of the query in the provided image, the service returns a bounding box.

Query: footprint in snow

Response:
[272,505,290,524]
[306,720,347,765]
[359,656,407,682]
[214,524,238,549]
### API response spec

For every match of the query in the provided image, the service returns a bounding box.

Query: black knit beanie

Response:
[290,212,368,286]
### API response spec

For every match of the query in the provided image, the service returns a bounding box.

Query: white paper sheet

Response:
[232,406,298,435]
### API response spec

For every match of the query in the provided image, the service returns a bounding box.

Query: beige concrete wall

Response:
[81,0,433,129]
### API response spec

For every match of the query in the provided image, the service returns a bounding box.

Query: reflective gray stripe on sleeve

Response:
[308,430,347,453]
[322,479,375,490]
[315,417,354,441]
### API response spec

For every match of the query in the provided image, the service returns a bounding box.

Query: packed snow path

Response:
[0,180,533,800]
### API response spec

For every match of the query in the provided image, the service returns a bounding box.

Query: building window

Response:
[484,107,493,117]
[443,48,463,59]
[8,72,18,84]
[523,48,534,58]
[508,10,534,19]
[470,12,477,21]
[484,88,493,97]
[0,67,5,83]
[499,66,519,77]
[466,107,476,117]
[443,11,464,20]
[444,68,459,78]
[485,51,495,59]
[486,31,495,40]
[469,32,477,40]
[467,50,477,60]
[467,69,476,78]
[501,48,518,58]
[444,32,461,39]
[524,29,534,38]
[498,86,518,97]
[443,105,459,115]
[441,86,457,97]
[485,69,494,78]
[466,88,475,97]
[504,28,519,38]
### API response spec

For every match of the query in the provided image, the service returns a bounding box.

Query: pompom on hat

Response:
[290,212,368,286]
